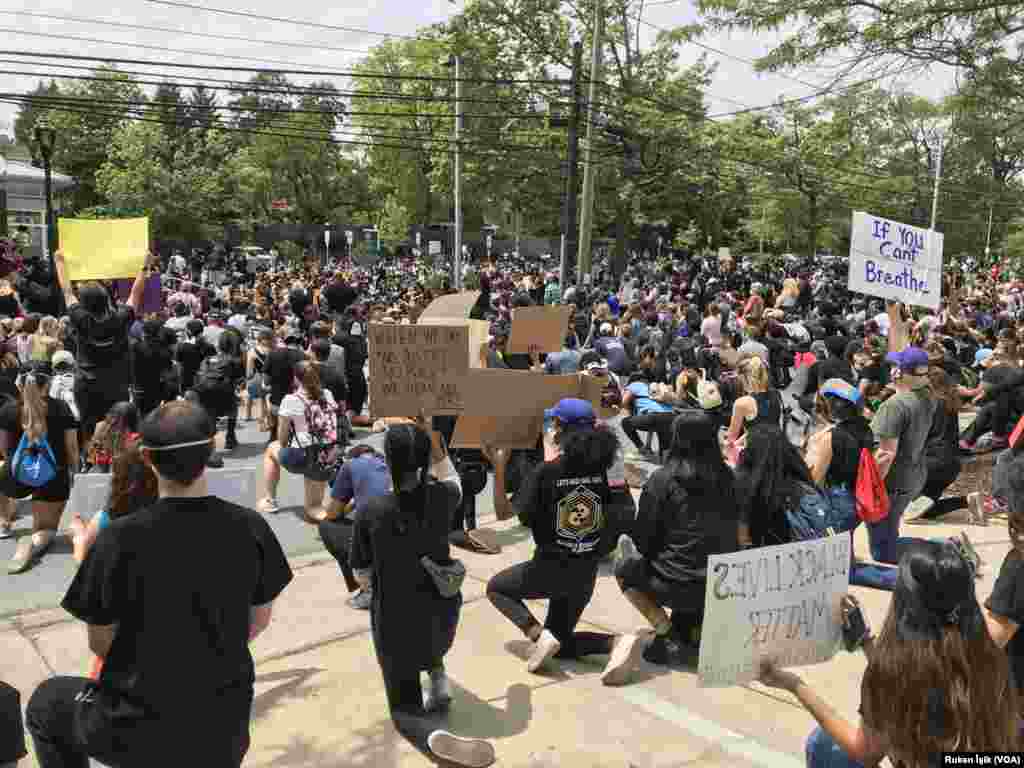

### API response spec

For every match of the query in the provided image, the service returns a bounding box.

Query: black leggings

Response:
[622,412,676,454]
[348,371,368,416]
[380,663,445,759]
[26,676,250,768]
[487,558,614,659]
[318,517,359,592]
[920,457,966,519]
[963,390,1024,442]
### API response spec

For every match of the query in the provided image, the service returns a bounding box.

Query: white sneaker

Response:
[527,629,561,673]
[427,730,496,767]
[903,496,935,522]
[257,497,280,515]
[601,633,644,686]
[615,534,638,568]
[424,669,452,713]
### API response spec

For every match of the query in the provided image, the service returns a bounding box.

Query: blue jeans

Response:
[806,726,863,768]
[867,487,927,565]
[823,486,897,591]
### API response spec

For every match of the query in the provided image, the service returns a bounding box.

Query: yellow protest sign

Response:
[58,218,149,280]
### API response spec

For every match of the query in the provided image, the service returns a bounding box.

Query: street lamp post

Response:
[34,122,57,277]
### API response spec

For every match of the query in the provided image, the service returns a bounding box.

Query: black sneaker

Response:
[642,630,686,666]
[224,435,239,451]
[207,454,225,469]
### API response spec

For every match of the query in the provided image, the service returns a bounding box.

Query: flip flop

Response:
[449,529,501,555]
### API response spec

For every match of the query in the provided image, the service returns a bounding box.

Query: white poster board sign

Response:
[68,467,261,519]
[698,534,850,687]
[848,211,943,310]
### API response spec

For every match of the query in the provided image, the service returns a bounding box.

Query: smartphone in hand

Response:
[842,599,869,652]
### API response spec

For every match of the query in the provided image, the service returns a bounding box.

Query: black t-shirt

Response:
[636,467,738,583]
[61,497,292,721]
[313,361,347,405]
[0,681,25,763]
[70,303,135,382]
[986,549,1024,693]
[0,294,19,318]
[175,337,217,392]
[0,396,78,468]
[511,458,617,559]
[131,338,173,393]
[266,347,304,406]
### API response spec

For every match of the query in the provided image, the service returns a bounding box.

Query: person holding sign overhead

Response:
[53,247,151,448]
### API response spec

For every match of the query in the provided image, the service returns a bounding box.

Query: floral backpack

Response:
[292,394,341,481]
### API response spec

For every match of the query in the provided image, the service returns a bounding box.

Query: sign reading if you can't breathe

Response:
[847,211,943,310]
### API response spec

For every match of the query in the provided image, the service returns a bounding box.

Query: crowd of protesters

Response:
[1,239,1024,766]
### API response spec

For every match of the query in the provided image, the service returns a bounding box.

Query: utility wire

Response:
[0,65,571,108]
[0,44,563,84]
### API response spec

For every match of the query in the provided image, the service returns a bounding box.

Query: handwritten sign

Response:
[508,305,573,354]
[58,217,150,280]
[848,211,943,310]
[368,323,469,417]
[418,292,489,370]
[698,534,850,687]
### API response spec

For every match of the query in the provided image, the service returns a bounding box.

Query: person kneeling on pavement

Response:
[611,411,740,676]
[25,400,292,768]
[484,399,637,679]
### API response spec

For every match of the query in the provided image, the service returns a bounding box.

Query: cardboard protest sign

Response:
[418,292,490,370]
[848,211,943,310]
[368,323,469,417]
[698,534,850,687]
[58,217,150,281]
[508,306,573,354]
[452,371,609,448]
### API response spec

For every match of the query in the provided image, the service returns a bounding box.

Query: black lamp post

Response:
[34,122,57,274]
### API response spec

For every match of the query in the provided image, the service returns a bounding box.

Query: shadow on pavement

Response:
[445,680,533,740]
[258,720,401,768]
[253,666,326,721]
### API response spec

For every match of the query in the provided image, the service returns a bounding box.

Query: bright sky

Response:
[0,0,958,143]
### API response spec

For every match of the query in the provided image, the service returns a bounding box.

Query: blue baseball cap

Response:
[821,378,861,405]
[544,398,595,427]
[974,348,994,368]
[885,346,930,372]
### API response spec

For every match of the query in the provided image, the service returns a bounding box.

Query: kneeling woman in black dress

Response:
[350,423,495,768]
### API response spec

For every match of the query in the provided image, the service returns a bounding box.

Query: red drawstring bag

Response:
[89,655,104,680]
[855,448,889,523]
[1010,414,1024,449]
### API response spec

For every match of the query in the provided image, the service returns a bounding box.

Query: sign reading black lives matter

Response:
[698,534,850,687]
[368,323,469,417]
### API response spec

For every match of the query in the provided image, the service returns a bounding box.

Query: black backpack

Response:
[194,356,233,394]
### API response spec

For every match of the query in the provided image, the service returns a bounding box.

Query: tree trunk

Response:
[806,193,818,258]
[613,199,629,279]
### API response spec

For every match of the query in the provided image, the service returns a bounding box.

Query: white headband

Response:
[140,438,214,451]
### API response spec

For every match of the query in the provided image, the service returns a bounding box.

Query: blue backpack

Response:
[785,482,854,541]
[11,432,58,488]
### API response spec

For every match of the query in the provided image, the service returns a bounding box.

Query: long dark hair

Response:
[384,423,433,531]
[863,541,1020,759]
[665,411,734,497]
[738,426,813,512]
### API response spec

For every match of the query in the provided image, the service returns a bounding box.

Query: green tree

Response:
[96,121,240,241]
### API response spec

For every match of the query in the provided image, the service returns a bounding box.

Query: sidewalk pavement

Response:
[1,503,1011,767]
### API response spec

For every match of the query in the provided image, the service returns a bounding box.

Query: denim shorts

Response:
[279,447,308,475]
[246,377,265,401]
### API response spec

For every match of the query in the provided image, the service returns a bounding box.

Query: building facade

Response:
[1,157,73,259]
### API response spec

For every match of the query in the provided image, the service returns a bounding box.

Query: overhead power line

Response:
[142,0,417,40]
[0,10,389,59]
[0,43,563,84]
[0,65,571,108]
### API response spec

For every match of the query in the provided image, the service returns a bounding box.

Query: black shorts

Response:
[0,460,71,502]
[614,555,705,615]
[195,388,238,419]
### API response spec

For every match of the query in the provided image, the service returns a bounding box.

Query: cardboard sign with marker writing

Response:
[698,535,849,687]
[368,323,469,417]
[508,306,573,354]
[417,291,489,369]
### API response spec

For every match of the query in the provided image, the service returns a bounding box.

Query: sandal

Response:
[8,530,56,575]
